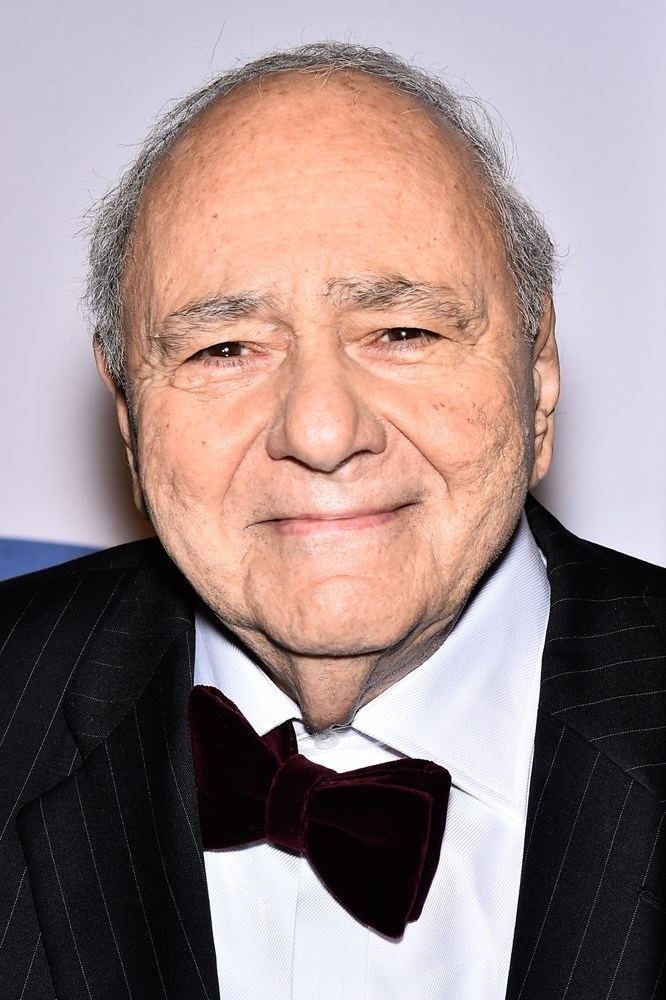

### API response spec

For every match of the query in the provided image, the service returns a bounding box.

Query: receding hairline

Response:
[161,64,458,136]
[133,64,482,224]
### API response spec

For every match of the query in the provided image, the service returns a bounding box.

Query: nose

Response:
[265,344,386,472]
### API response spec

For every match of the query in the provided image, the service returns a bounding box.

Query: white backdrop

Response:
[1,0,664,563]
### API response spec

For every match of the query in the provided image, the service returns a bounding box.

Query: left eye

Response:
[379,327,438,343]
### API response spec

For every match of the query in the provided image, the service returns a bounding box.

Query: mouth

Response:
[259,503,414,536]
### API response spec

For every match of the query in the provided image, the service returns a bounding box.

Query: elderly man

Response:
[0,42,664,1000]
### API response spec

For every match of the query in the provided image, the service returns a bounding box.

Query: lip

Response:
[261,504,410,536]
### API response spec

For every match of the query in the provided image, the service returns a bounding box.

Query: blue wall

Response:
[0,539,95,581]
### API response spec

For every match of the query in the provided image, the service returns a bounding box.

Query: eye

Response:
[190,341,247,361]
[378,327,440,346]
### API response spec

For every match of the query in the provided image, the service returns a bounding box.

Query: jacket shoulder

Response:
[0,536,163,589]
[0,538,172,699]
[570,533,666,631]
[0,537,174,616]
[526,493,665,610]
[527,496,666,800]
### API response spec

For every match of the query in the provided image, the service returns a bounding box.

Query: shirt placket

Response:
[290,730,372,1000]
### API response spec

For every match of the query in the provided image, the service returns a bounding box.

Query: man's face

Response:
[115,73,551,677]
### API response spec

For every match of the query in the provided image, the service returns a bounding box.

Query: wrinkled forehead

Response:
[136,69,490,226]
[121,70,510,334]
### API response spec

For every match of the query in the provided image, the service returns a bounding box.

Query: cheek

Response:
[134,393,253,521]
[408,367,528,488]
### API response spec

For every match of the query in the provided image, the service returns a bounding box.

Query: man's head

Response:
[88,43,559,729]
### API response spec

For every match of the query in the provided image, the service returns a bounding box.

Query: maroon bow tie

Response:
[188,684,451,938]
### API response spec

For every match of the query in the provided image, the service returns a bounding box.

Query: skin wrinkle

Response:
[149,276,486,367]
[98,70,560,731]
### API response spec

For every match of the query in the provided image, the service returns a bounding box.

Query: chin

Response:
[257,581,417,658]
[268,626,394,659]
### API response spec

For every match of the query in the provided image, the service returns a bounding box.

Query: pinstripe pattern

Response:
[0,501,663,999]
[516,751,601,998]
[561,778,635,997]
[10,545,217,1000]
[504,498,666,1000]
[74,770,132,997]
[0,563,123,999]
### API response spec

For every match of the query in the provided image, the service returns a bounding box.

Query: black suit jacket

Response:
[0,497,664,999]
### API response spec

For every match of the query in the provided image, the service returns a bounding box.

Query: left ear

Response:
[529,296,560,488]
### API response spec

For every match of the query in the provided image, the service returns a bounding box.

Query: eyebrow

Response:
[155,290,277,332]
[150,273,484,356]
[325,274,484,329]
[150,290,278,357]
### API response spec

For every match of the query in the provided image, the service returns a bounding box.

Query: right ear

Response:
[94,338,147,516]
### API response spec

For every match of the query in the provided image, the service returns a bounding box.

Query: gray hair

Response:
[85,41,557,388]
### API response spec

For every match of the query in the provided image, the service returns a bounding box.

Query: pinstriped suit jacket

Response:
[0,497,664,999]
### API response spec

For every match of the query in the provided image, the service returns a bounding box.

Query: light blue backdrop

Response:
[0,540,94,581]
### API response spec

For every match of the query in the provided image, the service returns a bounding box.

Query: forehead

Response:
[124,71,510,329]
[146,69,477,188]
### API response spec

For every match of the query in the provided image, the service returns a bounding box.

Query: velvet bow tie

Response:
[188,684,451,938]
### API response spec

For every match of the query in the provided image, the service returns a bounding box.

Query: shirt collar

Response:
[351,514,550,821]
[194,513,550,823]
[195,605,301,738]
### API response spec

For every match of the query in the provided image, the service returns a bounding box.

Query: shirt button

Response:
[313,730,340,749]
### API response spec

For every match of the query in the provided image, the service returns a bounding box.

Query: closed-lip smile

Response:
[261,503,413,535]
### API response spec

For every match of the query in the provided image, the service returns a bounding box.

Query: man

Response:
[0,41,663,1000]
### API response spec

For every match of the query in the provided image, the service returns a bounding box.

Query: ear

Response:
[94,339,148,517]
[529,297,560,488]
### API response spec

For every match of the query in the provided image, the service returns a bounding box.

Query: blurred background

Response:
[1,0,664,578]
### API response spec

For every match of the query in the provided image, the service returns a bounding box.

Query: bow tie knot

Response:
[189,684,451,938]
[266,753,335,853]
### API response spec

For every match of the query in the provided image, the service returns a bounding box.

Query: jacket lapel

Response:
[16,550,219,1000]
[506,498,665,1000]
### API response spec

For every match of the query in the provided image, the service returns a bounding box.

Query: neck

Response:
[232,615,457,732]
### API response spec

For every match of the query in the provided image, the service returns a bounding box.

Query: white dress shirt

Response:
[194,514,550,1000]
